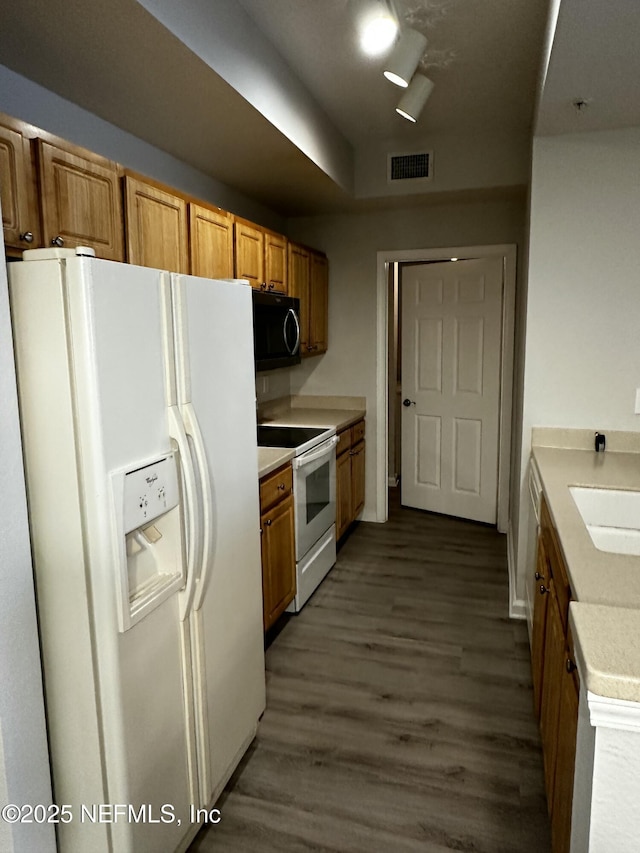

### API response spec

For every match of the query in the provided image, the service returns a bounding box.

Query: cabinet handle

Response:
[269,282,275,290]
[260,282,267,290]
[20,231,34,243]
[51,236,64,247]
[539,584,549,595]
[566,658,577,674]
[535,571,544,581]
[277,483,285,490]
[265,518,272,526]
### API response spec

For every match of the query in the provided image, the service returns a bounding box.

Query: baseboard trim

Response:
[507,522,526,620]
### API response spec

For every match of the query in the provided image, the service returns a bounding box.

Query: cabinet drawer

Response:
[351,419,365,445]
[336,428,351,457]
[260,464,293,512]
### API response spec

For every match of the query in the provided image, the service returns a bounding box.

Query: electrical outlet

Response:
[635,388,640,415]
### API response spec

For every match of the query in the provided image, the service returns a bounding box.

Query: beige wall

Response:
[516,126,640,606]
[287,193,527,522]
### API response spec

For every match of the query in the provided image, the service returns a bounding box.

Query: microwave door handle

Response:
[284,308,300,355]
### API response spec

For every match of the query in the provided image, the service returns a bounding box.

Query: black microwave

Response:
[252,291,301,372]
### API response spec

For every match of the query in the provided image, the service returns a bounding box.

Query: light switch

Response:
[636,388,640,415]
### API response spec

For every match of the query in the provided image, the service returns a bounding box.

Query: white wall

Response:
[355,130,530,199]
[287,194,526,522]
[516,126,640,603]
[0,250,55,851]
[136,0,353,194]
[0,64,285,232]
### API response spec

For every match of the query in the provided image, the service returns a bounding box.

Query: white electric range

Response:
[257,424,337,611]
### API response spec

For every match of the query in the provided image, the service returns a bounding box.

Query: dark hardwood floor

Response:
[189,492,550,852]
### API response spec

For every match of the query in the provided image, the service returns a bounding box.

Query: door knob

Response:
[402,398,416,407]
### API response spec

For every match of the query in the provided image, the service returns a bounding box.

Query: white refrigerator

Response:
[8,247,266,853]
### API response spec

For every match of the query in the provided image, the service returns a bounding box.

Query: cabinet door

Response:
[234,219,264,289]
[38,140,124,261]
[532,538,551,719]
[124,176,188,273]
[551,654,579,853]
[0,119,40,250]
[288,242,310,353]
[309,251,328,354]
[540,586,565,809]
[350,439,366,519]
[336,449,352,539]
[261,494,296,630]
[189,203,233,279]
[264,231,287,293]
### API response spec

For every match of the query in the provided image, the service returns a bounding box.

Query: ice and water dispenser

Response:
[111,452,186,632]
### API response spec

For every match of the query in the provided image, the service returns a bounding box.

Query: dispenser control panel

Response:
[122,453,179,534]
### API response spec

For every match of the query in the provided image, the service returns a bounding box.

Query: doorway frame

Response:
[375,243,516,533]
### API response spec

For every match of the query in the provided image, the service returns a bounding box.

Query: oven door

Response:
[293,436,338,560]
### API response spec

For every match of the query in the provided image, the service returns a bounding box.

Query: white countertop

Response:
[258,447,295,480]
[259,407,365,433]
[570,602,640,702]
[533,446,640,609]
[533,443,640,702]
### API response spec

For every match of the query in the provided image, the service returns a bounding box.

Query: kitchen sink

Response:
[570,486,640,556]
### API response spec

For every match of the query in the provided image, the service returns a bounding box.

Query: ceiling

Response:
[0,1,637,217]
[236,0,548,144]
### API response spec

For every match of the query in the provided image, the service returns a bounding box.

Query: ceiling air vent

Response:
[387,151,433,184]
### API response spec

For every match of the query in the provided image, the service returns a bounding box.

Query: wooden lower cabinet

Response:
[336,419,365,539]
[532,494,580,853]
[336,449,352,539]
[351,439,365,518]
[532,538,550,718]
[259,464,296,631]
[551,649,580,853]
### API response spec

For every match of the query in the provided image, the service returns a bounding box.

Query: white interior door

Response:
[400,257,503,523]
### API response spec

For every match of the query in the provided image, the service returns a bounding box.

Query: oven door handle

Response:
[293,435,338,469]
[283,308,300,355]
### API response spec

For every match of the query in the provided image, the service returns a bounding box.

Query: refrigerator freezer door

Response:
[171,274,266,806]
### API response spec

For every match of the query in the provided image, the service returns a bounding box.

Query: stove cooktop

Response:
[257,424,330,449]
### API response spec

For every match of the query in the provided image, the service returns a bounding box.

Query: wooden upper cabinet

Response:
[288,241,310,352]
[124,175,188,273]
[189,203,233,280]
[234,218,264,288]
[0,116,40,252]
[309,250,328,354]
[37,140,124,261]
[264,230,287,293]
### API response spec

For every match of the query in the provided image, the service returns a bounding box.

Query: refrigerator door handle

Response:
[182,402,214,613]
[168,405,202,620]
